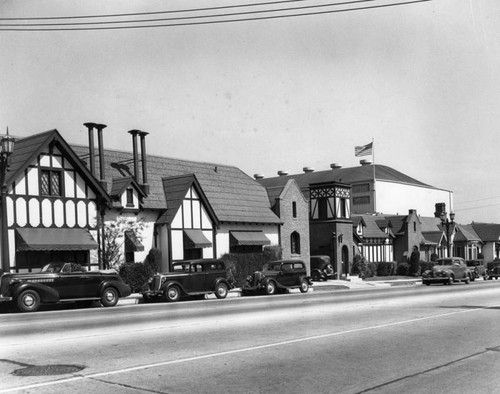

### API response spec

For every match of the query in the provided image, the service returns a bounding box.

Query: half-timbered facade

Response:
[2,130,110,272]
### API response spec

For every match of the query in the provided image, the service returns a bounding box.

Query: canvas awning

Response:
[125,231,145,252]
[183,229,212,249]
[16,228,98,251]
[230,231,271,246]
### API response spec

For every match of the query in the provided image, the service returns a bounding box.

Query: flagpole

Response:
[372,138,376,213]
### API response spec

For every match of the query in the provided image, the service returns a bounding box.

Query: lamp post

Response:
[1,128,15,273]
[440,211,455,257]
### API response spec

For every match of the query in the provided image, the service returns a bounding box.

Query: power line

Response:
[454,203,500,212]
[454,195,500,205]
[0,0,382,27]
[0,0,432,31]
[0,0,307,21]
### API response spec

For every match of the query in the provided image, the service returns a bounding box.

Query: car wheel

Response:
[265,281,276,295]
[447,275,454,285]
[101,287,119,307]
[17,289,41,313]
[215,282,229,299]
[470,275,475,282]
[299,279,309,293]
[165,285,181,302]
[464,276,470,284]
[311,271,321,281]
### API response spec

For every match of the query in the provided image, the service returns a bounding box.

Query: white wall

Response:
[376,181,453,216]
[215,224,280,257]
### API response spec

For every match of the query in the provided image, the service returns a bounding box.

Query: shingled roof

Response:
[71,145,281,225]
[471,223,500,242]
[257,164,433,192]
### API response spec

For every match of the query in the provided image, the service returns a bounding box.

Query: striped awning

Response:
[230,231,270,246]
[16,228,98,251]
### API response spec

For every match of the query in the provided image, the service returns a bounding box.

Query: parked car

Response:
[422,257,473,286]
[310,255,335,281]
[0,262,131,312]
[487,261,500,280]
[242,260,313,295]
[466,260,487,280]
[141,259,232,302]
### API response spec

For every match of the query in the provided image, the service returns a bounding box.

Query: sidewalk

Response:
[118,276,422,305]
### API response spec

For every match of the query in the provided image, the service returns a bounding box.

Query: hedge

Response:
[377,262,396,277]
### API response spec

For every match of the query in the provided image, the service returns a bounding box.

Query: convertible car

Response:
[0,262,131,312]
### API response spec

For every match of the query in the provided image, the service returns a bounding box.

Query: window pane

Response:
[40,171,50,195]
[51,172,61,196]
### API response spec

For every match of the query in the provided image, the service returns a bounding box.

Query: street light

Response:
[1,128,15,273]
[440,211,455,257]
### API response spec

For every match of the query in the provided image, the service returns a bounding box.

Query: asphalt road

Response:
[1,282,500,393]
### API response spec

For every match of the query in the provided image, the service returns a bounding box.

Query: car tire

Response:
[464,276,470,284]
[265,281,276,295]
[470,275,475,282]
[101,287,119,307]
[447,275,454,285]
[17,289,41,313]
[165,285,181,302]
[311,271,321,281]
[299,279,309,293]
[215,282,229,299]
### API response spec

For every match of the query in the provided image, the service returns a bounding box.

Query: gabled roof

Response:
[7,130,110,202]
[351,214,389,239]
[257,164,434,191]
[71,145,280,225]
[110,176,147,200]
[421,231,443,245]
[157,174,218,226]
[454,224,482,243]
[471,223,500,242]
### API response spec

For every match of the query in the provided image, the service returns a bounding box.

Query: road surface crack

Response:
[89,376,169,394]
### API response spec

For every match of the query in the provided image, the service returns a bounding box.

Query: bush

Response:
[351,255,376,279]
[377,262,396,277]
[220,246,283,286]
[420,261,435,273]
[143,248,162,273]
[430,253,438,262]
[397,262,410,276]
[119,261,154,293]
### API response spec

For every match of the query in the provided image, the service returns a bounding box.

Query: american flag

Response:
[355,142,373,157]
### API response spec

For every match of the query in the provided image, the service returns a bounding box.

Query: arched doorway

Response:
[342,245,349,276]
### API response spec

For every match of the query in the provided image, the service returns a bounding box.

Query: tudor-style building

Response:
[0,130,110,272]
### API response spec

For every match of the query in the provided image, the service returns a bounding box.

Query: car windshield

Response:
[264,263,281,271]
[41,262,65,273]
[436,260,453,266]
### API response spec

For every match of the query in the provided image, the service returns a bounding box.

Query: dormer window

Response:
[126,188,134,207]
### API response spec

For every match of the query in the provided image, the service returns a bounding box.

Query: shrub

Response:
[430,253,438,262]
[119,261,154,293]
[377,262,396,277]
[143,248,162,273]
[397,262,410,276]
[351,255,376,278]
[420,261,435,273]
[220,246,283,286]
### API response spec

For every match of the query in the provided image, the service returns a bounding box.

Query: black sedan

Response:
[0,262,131,312]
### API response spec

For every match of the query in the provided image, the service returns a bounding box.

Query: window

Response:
[126,188,134,207]
[413,222,417,232]
[352,183,370,193]
[318,199,328,219]
[353,196,370,205]
[291,231,301,254]
[340,198,347,218]
[292,201,297,218]
[40,170,62,196]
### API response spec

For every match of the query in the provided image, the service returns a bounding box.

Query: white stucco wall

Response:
[215,224,280,257]
[376,181,453,216]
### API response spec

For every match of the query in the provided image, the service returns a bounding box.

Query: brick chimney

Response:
[434,202,446,218]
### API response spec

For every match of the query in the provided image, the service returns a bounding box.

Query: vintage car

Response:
[242,260,313,295]
[141,259,232,302]
[0,262,131,312]
[310,255,335,281]
[466,260,487,280]
[422,257,473,286]
[487,261,500,280]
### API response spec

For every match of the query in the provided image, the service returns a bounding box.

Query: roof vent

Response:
[277,170,289,177]
[330,163,342,169]
[254,174,264,180]
[360,159,372,166]
[303,167,314,173]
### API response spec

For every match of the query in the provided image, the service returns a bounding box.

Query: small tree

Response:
[102,217,145,269]
[143,248,162,273]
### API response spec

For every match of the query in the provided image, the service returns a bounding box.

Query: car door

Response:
[205,261,224,291]
[277,263,295,286]
[451,259,467,279]
[188,263,207,292]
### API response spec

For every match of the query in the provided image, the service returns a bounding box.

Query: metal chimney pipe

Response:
[128,130,140,181]
[83,123,97,175]
[95,124,107,181]
[138,131,149,186]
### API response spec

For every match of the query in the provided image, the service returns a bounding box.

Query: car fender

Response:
[99,280,131,298]
[161,280,188,295]
[12,282,59,303]
[262,277,282,289]
[213,278,231,291]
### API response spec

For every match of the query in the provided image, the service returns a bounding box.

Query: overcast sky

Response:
[1,0,499,224]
